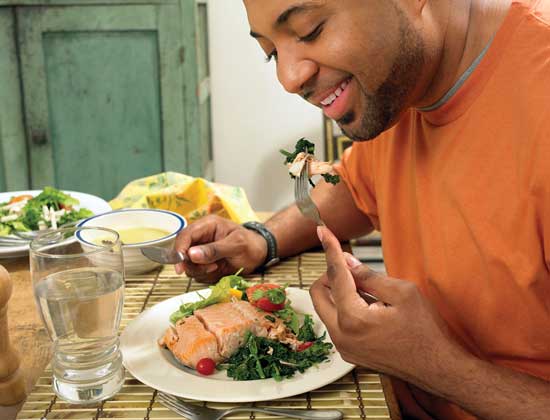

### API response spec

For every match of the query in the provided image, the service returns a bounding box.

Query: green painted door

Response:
[0,8,28,192]
[17,3,188,200]
[181,0,213,180]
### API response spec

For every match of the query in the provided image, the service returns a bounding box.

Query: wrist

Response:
[248,229,268,267]
[242,221,279,270]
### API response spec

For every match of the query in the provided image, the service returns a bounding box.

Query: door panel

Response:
[43,31,162,198]
[18,4,186,200]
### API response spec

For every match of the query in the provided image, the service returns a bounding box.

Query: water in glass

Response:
[30,227,125,404]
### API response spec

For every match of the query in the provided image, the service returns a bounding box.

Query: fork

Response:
[158,392,344,420]
[294,157,380,305]
[294,159,324,226]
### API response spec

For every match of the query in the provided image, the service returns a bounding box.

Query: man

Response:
[174,0,550,418]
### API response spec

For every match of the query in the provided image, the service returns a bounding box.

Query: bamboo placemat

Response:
[17,251,401,420]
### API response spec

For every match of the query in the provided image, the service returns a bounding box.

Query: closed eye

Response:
[298,22,325,43]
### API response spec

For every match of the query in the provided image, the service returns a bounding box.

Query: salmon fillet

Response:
[232,300,274,337]
[194,302,254,357]
[160,300,301,368]
[159,315,222,369]
[232,300,301,349]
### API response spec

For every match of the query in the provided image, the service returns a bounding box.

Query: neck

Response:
[415,0,513,108]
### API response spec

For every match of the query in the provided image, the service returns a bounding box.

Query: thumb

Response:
[343,252,399,304]
[188,231,240,264]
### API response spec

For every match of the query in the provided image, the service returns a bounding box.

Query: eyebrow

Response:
[249,1,322,39]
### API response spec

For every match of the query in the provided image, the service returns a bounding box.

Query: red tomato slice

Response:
[196,358,216,375]
[255,297,285,312]
[245,283,281,302]
[246,284,286,312]
[297,341,314,352]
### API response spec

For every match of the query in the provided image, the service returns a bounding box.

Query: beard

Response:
[338,9,425,141]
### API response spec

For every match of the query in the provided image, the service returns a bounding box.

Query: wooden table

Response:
[0,213,401,420]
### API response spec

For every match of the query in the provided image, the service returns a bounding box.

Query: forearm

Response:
[413,346,550,420]
[265,179,374,258]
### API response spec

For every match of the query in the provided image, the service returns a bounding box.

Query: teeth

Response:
[321,78,350,106]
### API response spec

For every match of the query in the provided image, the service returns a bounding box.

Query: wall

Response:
[208,1,324,213]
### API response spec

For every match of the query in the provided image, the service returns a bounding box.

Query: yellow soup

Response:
[118,227,171,244]
[95,227,171,245]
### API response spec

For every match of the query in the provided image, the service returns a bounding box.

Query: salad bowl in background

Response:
[0,189,111,258]
[77,209,186,274]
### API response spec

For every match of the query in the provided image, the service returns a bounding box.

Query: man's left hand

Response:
[310,226,463,381]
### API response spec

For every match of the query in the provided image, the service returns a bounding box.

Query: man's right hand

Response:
[173,215,268,283]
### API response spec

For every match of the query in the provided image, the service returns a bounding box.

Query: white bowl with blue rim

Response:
[77,209,186,274]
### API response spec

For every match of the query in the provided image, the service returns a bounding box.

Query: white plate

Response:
[0,190,112,259]
[120,288,354,402]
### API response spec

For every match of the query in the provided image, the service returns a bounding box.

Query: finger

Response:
[174,220,220,274]
[317,226,366,308]
[182,260,218,277]
[174,219,218,255]
[188,230,245,264]
[184,260,231,284]
[349,263,404,305]
[309,278,338,332]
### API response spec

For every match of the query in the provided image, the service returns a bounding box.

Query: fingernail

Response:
[206,264,217,273]
[188,247,204,261]
[344,252,362,268]
[317,226,324,243]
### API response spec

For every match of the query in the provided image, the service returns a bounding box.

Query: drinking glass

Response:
[30,226,125,404]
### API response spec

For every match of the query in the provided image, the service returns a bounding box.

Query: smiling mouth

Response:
[320,78,352,107]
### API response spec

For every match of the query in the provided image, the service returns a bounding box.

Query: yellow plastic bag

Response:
[109,172,259,224]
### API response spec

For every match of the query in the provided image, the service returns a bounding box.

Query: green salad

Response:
[0,187,93,236]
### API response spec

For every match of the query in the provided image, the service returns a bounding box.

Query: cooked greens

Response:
[274,305,301,335]
[280,138,316,165]
[221,330,333,381]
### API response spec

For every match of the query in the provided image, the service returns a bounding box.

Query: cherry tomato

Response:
[196,358,216,375]
[297,341,314,352]
[9,194,33,204]
[255,297,285,312]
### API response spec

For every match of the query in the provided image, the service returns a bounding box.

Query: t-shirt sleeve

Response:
[333,142,380,230]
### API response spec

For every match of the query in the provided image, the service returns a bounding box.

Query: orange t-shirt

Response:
[336,1,550,419]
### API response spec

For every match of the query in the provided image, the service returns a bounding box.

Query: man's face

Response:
[244,0,425,141]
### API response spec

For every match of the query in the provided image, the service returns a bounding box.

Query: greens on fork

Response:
[280,138,340,186]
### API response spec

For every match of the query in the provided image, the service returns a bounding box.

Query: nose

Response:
[276,51,318,96]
